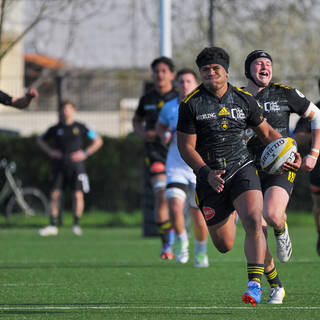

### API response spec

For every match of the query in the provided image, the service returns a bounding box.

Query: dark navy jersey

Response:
[0,90,12,106]
[40,121,97,156]
[135,87,179,158]
[177,83,264,179]
[248,83,310,167]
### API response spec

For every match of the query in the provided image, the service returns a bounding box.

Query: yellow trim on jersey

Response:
[236,87,253,96]
[274,83,292,90]
[183,88,200,103]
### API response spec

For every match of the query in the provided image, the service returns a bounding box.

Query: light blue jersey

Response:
[158,98,196,186]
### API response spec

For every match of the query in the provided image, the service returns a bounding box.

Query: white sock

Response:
[195,239,207,254]
[177,230,188,243]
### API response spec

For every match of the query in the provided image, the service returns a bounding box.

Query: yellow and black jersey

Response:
[248,82,311,167]
[177,83,263,180]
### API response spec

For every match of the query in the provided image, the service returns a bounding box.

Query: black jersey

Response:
[177,83,264,180]
[0,90,12,106]
[247,83,310,167]
[40,121,96,161]
[135,87,179,161]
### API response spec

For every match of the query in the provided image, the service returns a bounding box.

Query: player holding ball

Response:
[243,49,320,304]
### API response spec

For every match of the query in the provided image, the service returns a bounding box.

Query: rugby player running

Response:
[243,50,319,303]
[133,57,178,259]
[177,47,298,306]
[156,68,209,267]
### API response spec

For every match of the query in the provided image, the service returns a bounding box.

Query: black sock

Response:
[247,263,264,283]
[264,267,283,288]
[50,216,57,226]
[157,220,172,246]
[74,216,80,226]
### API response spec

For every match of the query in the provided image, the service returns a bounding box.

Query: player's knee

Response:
[241,213,261,234]
[212,236,234,253]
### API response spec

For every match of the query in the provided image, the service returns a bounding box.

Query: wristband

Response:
[197,165,211,182]
[309,148,319,159]
[307,154,318,161]
[84,150,90,157]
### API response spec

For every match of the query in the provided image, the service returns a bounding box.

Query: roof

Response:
[24,54,66,69]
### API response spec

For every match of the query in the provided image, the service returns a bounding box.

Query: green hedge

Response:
[0,134,144,213]
[0,133,313,214]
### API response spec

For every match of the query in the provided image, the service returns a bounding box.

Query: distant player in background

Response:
[0,88,38,109]
[156,68,209,267]
[37,100,103,236]
[132,57,178,259]
[243,50,316,303]
[293,78,320,256]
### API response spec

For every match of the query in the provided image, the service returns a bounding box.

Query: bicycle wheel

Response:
[6,187,49,219]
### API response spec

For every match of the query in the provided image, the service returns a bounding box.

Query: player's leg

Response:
[166,184,189,263]
[190,206,209,268]
[39,169,63,236]
[151,169,172,259]
[234,189,265,306]
[263,185,291,262]
[71,169,90,236]
[262,218,285,304]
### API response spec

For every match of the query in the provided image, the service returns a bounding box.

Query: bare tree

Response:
[0,0,107,62]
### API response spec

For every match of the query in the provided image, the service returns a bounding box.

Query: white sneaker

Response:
[275,222,292,262]
[72,225,83,236]
[39,225,58,236]
[175,239,189,264]
[267,286,285,304]
[194,252,209,268]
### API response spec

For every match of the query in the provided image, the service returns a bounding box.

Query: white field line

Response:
[0,305,319,311]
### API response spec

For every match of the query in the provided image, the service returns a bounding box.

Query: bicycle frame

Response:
[0,161,34,216]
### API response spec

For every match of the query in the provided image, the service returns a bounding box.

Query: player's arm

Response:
[37,136,62,159]
[177,131,225,193]
[132,113,156,142]
[155,120,172,144]
[11,88,39,109]
[299,102,320,171]
[84,135,103,157]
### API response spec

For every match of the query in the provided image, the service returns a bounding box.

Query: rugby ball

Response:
[260,137,297,174]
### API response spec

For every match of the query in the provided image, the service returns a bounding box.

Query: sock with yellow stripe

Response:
[264,267,283,288]
[157,220,172,246]
[247,263,264,284]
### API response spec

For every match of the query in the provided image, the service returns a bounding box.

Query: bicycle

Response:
[0,159,49,219]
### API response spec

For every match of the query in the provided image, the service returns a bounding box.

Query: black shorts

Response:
[258,170,296,197]
[310,160,320,193]
[145,142,167,176]
[196,164,261,226]
[51,161,90,193]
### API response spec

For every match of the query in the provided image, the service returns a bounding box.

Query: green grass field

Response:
[0,212,319,319]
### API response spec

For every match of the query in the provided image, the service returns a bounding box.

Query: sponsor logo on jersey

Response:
[144,104,157,110]
[73,127,80,135]
[203,206,216,221]
[196,113,217,120]
[218,107,230,116]
[220,118,228,130]
[157,101,165,108]
[264,101,280,112]
[231,108,245,119]
[57,128,64,136]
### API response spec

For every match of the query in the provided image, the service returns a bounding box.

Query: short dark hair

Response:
[151,56,175,72]
[176,68,197,80]
[62,100,76,109]
[196,47,230,72]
